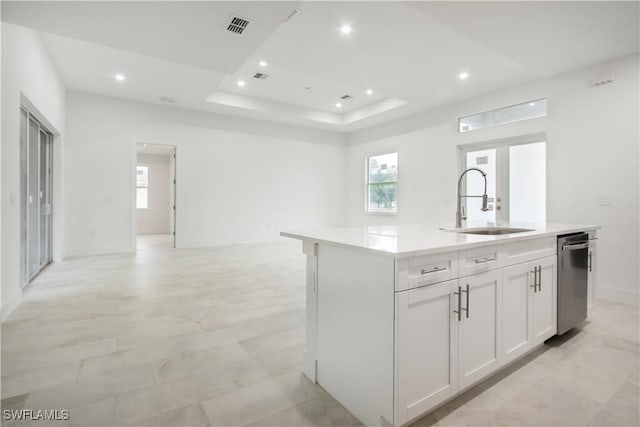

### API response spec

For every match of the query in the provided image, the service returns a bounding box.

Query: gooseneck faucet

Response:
[456,167,489,228]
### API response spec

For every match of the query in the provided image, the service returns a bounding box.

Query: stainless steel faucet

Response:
[456,167,489,228]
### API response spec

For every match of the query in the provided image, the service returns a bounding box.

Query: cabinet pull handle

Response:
[588,252,592,272]
[474,257,495,264]
[453,285,462,322]
[462,284,470,318]
[421,266,447,275]
[530,268,537,292]
[537,265,542,292]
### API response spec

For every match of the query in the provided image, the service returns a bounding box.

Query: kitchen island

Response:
[281,223,599,427]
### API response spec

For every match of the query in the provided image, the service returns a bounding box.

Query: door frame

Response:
[19,104,54,287]
[131,141,178,249]
[457,132,546,224]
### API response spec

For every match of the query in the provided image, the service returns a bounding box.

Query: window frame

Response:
[365,152,399,215]
[136,165,149,210]
[458,98,547,133]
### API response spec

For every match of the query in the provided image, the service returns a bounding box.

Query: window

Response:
[459,99,547,133]
[136,166,149,209]
[366,152,398,214]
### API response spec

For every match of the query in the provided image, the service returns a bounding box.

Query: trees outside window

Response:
[367,153,397,214]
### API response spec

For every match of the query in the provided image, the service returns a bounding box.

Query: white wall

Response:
[65,92,347,256]
[136,153,171,235]
[347,54,639,302]
[1,23,66,320]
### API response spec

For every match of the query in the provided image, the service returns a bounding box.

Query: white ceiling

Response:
[3,1,638,132]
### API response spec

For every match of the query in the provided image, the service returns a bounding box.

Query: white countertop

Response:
[281,222,600,258]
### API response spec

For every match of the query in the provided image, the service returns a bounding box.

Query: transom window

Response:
[366,152,398,214]
[459,99,547,133]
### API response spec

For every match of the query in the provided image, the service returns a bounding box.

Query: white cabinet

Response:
[501,262,533,364]
[458,245,501,277]
[395,280,458,425]
[503,237,556,266]
[587,239,598,315]
[396,251,458,291]
[396,270,501,424]
[501,256,557,364]
[458,270,501,389]
[531,256,557,345]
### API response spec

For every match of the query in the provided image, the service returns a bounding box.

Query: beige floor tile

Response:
[201,371,318,426]
[3,238,638,427]
[130,403,210,427]
[239,327,305,357]
[1,361,80,398]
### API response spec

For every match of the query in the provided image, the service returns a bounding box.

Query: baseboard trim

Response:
[1,290,23,322]
[64,246,134,259]
[597,284,640,306]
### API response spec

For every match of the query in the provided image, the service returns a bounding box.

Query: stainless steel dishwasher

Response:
[557,233,589,335]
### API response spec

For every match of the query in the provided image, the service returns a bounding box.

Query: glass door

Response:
[462,140,546,225]
[20,107,53,286]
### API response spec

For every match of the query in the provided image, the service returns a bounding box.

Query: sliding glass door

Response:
[20,107,53,286]
[462,139,546,225]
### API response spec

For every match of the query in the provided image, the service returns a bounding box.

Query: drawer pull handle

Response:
[421,266,447,275]
[474,257,496,264]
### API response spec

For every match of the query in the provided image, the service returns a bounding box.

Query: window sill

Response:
[365,211,398,216]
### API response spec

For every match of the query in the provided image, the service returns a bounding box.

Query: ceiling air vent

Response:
[340,94,353,100]
[253,73,269,80]
[226,15,250,35]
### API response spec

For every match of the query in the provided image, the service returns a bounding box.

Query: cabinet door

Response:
[395,280,458,425]
[501,262,534,364]
[458,270,501,389]
[587,240,597,315]
[531,256,557,345]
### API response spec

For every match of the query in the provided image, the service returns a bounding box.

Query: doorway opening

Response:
[459,134,546,224]
[20,106,54,287]
[135,143,176,251]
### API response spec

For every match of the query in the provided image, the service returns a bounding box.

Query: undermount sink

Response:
[447,227,535,235]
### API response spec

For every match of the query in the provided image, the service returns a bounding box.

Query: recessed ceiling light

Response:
[529,102,536,107]
[340,24,352,35]
[114,73,126,82]
[259,60,267,67]
[458,72,470,80]
[335,102,343,108]
[237,80,246,87]
[366,89,373,95]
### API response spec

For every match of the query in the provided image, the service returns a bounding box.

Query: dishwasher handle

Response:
[562,242,589,251]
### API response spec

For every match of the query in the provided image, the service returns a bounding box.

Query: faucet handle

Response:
[461,205,466,220]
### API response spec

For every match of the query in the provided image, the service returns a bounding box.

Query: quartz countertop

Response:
[280,222,600,259]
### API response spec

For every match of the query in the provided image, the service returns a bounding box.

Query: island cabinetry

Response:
[396,251,458,291]
[395,269,502,425]
[458,245,501,277]
[395,279,459,424]
[458,269,501,389]
[500,255,557,365]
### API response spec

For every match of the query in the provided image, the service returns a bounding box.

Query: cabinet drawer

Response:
[459,245,501,277]
[503,237,556,266]
[396,252,458,291]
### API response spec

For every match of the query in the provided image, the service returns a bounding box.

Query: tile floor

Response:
[1,238,638,426]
